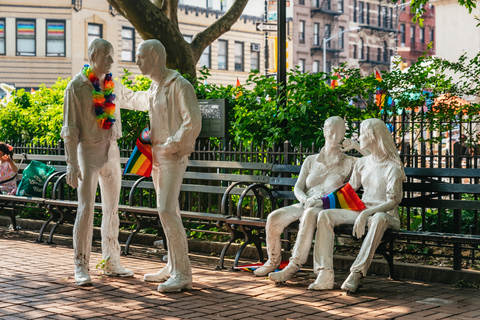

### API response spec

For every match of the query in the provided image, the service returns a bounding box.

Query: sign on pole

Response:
[256,22,278,32]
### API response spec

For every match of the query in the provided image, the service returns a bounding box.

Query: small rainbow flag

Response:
[233,261,290,272]
[17,22,34,36]
[123,128,152,177]
[321,183,365,211]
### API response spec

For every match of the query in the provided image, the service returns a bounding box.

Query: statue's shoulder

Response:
[66,73,85,90]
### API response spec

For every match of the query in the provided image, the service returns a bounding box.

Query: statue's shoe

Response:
[254,261,279,277]
[268,264,298,283]
[308,269,334,290]
[104,264,134,278]
[341,272,362,293]
[157,276,192,292]
[144,266,170,282]
[75,266,92,287]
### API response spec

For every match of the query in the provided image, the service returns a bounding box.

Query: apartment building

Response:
[0,0,264,95]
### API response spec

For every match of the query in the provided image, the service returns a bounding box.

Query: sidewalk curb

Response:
[2,215,480,284]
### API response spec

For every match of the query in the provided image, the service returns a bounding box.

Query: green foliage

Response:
[0,78,68,144]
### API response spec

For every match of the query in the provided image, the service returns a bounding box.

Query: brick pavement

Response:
[0,228,479,320]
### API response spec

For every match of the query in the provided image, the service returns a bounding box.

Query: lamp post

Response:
[323,26,361,74]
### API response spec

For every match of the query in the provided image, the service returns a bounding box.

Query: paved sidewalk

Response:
[0,229,479,320]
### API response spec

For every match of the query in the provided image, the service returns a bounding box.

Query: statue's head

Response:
[360,118,401,161]
[324,116,346,146]
[136,39,166,76]
[87,38,114,75]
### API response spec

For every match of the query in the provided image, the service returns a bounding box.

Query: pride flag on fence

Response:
[123,127,152,177]
[321,183,365,211]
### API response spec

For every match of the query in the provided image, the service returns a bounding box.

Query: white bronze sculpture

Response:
[270,118,405,293]
[255,116,364,277]
[116,40,202,292]
[61,39,134,286]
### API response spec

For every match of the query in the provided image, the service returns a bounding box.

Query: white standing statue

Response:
[270,118,405,292]
[116,39,202,292]
[61,38,134,286]
[255,116,366,277]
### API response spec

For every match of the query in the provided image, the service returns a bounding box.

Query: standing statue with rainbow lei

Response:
[61,38,134,286]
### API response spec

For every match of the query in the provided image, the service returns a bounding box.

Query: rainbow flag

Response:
[321,183,365,211]
[47,23,65,37]
[233,261,290,272]
[375,71,387,108]
[123,128,152,177]
[17,22,34,36]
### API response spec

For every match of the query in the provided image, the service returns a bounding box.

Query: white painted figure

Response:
[61,39,134,286]
[255,116,366,277]
[270,118,405,293]
[117,40,202,292]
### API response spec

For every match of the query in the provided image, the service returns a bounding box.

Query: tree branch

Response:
[191,0,249,60]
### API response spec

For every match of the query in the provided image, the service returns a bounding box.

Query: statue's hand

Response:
[353,211,369,238]
[304,195,322,209]
[157,137,180,156]
[339,138,360,152]
[66,163,82,189]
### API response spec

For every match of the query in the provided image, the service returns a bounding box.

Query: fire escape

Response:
[310,0,343,69]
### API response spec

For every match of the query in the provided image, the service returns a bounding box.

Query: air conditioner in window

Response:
[251,43,260,52]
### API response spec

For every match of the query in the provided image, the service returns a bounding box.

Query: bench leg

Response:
[47,206,66,244]
[216,223,243,270]
[233,225,263,269]
[36,205,56,243]
[378,239,396,280]
[123,222,142,256]
[10,201,18,230]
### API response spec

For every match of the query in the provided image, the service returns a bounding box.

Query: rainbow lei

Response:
[82,65,116,130]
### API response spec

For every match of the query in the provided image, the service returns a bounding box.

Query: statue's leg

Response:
[341,212,399,292]
[99,143,134,278]
[73,155,100,287]
[254,203,303,277]
[152,156,192,292]
[310,209,358,290]
[268,207,321,283]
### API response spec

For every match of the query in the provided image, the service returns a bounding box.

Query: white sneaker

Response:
[308,269,335,290]
[104,262,134,278]
[75,265,92,287]
[144,266,170,282]
[268,263,298,283]
[157,275,192,292]
[341,272,362,293]
[254,260,280,277]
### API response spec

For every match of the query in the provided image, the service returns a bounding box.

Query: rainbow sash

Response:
[321,183,365,211]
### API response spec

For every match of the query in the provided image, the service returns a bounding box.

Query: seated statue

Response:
[269,118,405,293]
[255,116,366,277]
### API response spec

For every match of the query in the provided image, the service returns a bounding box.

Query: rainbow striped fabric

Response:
[17,22,34,36]
[47,23,65,37]
[233,261,290,272]
[123,128,152,177]
[321,183,365,211]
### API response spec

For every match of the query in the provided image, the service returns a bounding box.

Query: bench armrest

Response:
[221,181,254,216]
[128,176,149,206]
[236,183,276,219]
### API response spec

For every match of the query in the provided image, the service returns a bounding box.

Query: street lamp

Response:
[323,26,361,74]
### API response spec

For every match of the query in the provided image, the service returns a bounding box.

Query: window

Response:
[218,40,228,70]
[206,0,213,9]
[366,3,370,25]
[313,23,319,46]
[410,25,415,43]
[46,20,66,57]
[430,29,434,43]
[0,19,5,55]
[313,60,320,73]
[299,0,305,5]
[420,27,425,43]
[314,0,320,8]
[183,35,192,43]
[298,58,305,73]
[353,0,357,23]
[234,41,244,71]
[324,24,331,47]
[250,43,260,71]
[299,20,305,44]
[88,23,102,46]
[400,24,406,46]
[121,27,135,61]
[353,44,357,59]
[16,19,35,56]
[389,8,393,28]
[325,0,331,10]
[378,5,381,27]
[200,45,211,68]
[359,2,364,24]
[377,48,381,61]
[326,61,331,74]
[338,0,343,12]
[382,7,388,28]
[360,38,364,59]
[383,41,388,62]
[366,46,370,61]
[339,26,344,49]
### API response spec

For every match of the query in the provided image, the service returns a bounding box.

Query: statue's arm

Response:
[293,158,310,204]
[114,81,149,112]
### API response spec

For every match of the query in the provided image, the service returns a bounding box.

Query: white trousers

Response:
[73,140,122,268]
[313,209,400,276]
[151,153,192,281]
[265,203,322,266]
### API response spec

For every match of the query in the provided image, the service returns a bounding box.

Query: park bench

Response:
[228,164,480,277]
